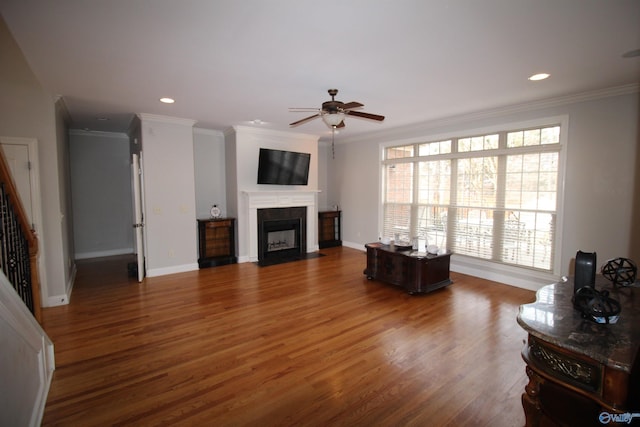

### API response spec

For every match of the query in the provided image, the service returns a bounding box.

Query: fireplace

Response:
[257,207,307,264]
[241,190,319,263]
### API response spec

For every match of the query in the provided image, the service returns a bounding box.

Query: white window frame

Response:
[378,116,569,289]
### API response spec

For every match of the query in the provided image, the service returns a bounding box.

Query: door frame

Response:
[132,152,146,282]
[0,137,42,233]
[0,136,46,299]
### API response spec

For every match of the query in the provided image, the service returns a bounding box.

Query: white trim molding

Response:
[241,190,320,262]
[0,272,54,427]
[147,263,199,278]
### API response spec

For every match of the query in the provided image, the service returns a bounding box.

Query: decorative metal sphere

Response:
[601,258,637,286]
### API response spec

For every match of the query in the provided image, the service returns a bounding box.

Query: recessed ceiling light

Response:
[528,73,550,81]
[251,119,264,125]
[160,97,175,104]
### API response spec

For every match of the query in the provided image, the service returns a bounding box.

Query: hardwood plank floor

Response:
[41,247,535,426]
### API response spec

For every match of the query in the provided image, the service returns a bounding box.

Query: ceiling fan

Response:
[289,89,385,129]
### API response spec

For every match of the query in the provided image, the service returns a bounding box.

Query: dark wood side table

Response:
[318,210,342,248]
[517,277,640,426]
[197,218,237,268]
[363,242,452,294]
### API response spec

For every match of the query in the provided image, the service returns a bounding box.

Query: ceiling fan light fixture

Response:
[322,111,345,127]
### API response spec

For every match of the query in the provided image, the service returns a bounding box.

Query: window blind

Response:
[382,125,561,272]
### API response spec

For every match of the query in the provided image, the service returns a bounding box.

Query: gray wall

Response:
[193,128,226,219]
[69,130,133,259]
[330,89,639,287]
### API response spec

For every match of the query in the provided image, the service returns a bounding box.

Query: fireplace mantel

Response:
[241,190,320,262]
[243,190,321,208]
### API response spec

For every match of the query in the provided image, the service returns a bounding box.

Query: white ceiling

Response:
[1,0,639,141]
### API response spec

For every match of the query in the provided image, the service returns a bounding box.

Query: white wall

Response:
[0,16,74,306]
[139,114,198,277]
[69,130,133,259]
[226,126,319,261]
[193,128,226,218]
[331,88,639,290]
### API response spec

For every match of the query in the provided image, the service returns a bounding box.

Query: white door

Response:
[1,142,34,229]
[132,153,146,282]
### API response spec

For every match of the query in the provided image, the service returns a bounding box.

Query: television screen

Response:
[257,148,311,185]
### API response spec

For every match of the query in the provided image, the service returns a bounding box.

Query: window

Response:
[382,125,562,272]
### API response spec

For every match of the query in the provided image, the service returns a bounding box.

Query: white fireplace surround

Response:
[242,190,320,262]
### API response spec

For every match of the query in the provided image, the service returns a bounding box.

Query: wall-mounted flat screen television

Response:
[257,148,311,185]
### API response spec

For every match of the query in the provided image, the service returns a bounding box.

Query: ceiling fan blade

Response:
[341,101,364,110]
[289,114,320,126]
[346,110,385,121]
[336,121,345,129]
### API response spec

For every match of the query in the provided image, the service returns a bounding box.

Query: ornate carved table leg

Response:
[522,366,544,427]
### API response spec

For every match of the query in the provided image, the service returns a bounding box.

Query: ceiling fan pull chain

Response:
[331,127,335,159]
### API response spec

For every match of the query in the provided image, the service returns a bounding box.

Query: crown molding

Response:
[137,113,196,127]
[68,129,130,138]
[230,125,319,142]
[340,83,640,145]
[193,127,224,137]
[54,95,72,123]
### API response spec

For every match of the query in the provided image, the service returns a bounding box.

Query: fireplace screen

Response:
[267,229,297,252]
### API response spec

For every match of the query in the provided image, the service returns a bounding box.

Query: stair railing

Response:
[0,147,41,323]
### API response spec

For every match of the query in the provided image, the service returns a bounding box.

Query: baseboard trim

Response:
[75,248,133,260]
[343,241,366,251]
[147,263,199,278]
[46,291,71,307]
[450,255,557,291]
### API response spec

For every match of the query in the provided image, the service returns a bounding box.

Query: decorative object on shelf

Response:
[601,257,637,286]
[210,204,221,219]
[574,250,597,293]
[394,241,413,251]
[426,244,439,255]
[570,251,625,323]
[571,286,621,324]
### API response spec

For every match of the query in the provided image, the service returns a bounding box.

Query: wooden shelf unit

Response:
[197,218,237,268]
[318,210,342,248]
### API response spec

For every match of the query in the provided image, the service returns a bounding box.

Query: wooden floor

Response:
[41,247,535,426]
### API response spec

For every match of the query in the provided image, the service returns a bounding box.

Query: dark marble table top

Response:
[517,276,640,373]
